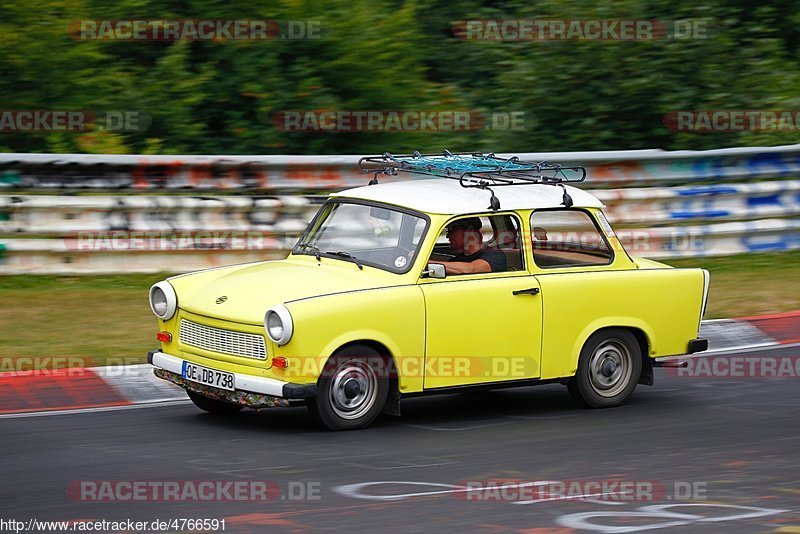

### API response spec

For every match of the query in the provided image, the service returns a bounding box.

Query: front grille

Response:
[180,319,267,360]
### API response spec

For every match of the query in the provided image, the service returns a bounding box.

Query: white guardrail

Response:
[1,144,799,273]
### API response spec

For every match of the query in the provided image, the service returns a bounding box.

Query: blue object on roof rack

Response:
[358,150,587,210]
[397,151,539,175]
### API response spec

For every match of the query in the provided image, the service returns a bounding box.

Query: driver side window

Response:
[428,214,523,274]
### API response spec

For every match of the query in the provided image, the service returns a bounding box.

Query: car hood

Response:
[170,258,394,325]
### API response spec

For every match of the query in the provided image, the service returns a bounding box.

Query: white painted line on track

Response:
[658,341,800,361]
[0,398,190,420]
[344,460,457,471]
[704,342,786,354]
[402,421,511,432]
[513,491,628,505]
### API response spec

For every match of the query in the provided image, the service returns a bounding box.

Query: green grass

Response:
[0,252,798,369]
[666,250,800,319]
[0,274,173,369]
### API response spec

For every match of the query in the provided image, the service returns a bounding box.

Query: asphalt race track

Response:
[3,345,799,533]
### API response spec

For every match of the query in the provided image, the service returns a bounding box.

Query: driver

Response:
[437,217,507,274]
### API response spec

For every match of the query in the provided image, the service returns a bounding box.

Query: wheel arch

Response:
[572,322,653,385]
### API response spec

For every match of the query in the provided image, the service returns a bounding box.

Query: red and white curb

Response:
[698,310,800,355]
[0,364,186,417]
[2,311,799,417]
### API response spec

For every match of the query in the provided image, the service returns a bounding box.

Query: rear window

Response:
[530,210,613,268]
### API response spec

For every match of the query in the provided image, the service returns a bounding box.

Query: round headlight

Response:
[151,287,168,316]
[149,281,177,320]
[266,312,283,339]
[264,305,293,346]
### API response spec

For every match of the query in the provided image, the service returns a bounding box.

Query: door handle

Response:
[512,287,540,296]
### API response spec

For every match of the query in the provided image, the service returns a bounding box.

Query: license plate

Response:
[181,361,235,391]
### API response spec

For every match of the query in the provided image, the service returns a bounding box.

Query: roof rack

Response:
[358,150,587,210]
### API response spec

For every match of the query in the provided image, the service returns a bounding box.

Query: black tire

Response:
[308,345,390,430]
[187,390,243,414]
[568,328,642,408]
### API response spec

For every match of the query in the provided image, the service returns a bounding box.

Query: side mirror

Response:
[423,263,446,279]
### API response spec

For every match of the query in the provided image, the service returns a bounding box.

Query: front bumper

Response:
[148,350,317,402]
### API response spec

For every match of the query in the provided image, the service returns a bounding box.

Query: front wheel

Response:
[187,390,243,414]
[308,345,390,430]
[568,329,642,408]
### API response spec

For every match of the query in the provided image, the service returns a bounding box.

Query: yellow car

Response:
[148,152,709,430]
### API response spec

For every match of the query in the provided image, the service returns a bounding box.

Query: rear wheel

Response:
[568,329,642,408]
[308,345,390,430]
[187,390,243,414]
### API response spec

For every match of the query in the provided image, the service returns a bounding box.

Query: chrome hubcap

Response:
[329,360,378,420]
[588,340,632,398]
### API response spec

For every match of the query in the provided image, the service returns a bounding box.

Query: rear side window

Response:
[530,210,613,268]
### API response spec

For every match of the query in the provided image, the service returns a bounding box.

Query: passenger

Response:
[437,217,507,274]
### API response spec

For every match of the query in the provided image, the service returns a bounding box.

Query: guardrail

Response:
[2,143,800,190]
[1,144,799,273]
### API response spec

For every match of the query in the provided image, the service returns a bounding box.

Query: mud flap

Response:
[382,384,401,416]
[639,356,654,386]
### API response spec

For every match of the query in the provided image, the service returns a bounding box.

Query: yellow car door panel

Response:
[421,275,543,389]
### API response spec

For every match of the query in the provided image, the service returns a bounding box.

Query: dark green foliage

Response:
[1,0,799,154]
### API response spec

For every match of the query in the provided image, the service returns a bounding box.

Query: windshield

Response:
[293,201,429,273]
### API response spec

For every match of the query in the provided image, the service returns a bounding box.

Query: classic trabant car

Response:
[148,152,709,430]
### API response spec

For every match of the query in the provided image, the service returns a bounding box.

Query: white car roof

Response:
[331,178,604,215]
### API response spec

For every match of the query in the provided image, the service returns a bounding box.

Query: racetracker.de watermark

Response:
[615,229,707,254]
[455,479,707,502]
[69,19,321,41]
[271,110,528,132]
[453,19,716,40]
[0,110,149,132]
[68,231,279,251]
[67,480,321,502]
[280,355,538,379]
[0,357,159,377]
[667,356,800,378]
[67,228,709,254]
[531,228,708,254]
[664,110,800,131]
[0,357,90,376]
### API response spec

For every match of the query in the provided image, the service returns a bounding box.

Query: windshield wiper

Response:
[326,251,363,270]
[297,243,321,261]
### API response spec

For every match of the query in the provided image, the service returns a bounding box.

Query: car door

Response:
[420,214,542,389]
